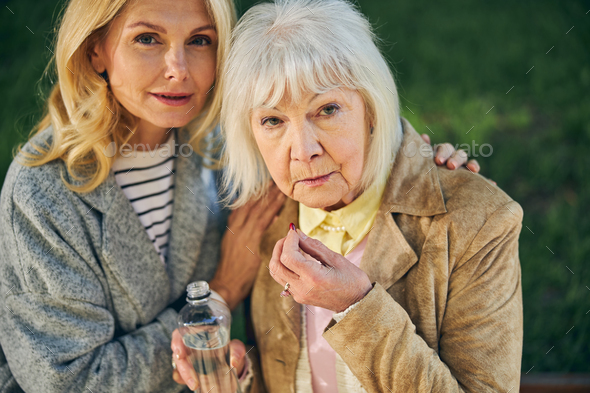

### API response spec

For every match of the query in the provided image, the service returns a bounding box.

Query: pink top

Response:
[306,235,369,393]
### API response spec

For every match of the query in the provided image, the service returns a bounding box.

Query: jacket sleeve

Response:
[323,201,523,393]
[0,175,185,393]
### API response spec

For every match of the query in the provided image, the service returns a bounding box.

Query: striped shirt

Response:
[112,131,177,264]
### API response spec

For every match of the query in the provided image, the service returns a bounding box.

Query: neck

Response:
[128,119,171,150]
[323,188,360,212]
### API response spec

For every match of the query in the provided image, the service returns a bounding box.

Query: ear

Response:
[89,44,106,73]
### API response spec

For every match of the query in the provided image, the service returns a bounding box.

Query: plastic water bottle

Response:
[177,281,242,393]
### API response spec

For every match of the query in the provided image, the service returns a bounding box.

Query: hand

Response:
[269,228,372,313]
[421,134,481,174]
[171,329,247,391]
[210,183,286,310]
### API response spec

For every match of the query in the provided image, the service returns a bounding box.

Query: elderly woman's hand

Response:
[269,227,372,313]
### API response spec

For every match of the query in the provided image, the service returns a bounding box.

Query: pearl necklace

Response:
[320,223,346,232]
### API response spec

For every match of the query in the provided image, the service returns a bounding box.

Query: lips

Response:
[298,172,335,187]
[149,92,193,107]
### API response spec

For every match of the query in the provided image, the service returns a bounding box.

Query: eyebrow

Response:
[126,22,215,35]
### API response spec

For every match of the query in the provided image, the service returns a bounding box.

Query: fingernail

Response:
[188,379,197,391]
[448,160,456,169]
[289,223,296,231]
[297,229,307,239]
[173,349,180,360]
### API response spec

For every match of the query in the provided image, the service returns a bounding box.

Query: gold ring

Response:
[280,282,292,297]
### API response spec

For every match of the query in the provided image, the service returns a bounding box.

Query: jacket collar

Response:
[382,118,447,217]
[360,118,446,289]
[70,128,208,323]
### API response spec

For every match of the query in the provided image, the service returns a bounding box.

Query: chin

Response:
[149,114,194,129]
[293,188,344,210]
[144,101,201,128]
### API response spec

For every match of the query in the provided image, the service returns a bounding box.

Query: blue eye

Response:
[136,35,156,45]
[320,104,338,116]
[262,117,282,126]
[191,36,211,46]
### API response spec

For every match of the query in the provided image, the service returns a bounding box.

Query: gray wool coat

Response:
[0,127,226,393]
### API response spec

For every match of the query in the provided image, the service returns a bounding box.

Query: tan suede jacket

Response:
[249,119,523,393]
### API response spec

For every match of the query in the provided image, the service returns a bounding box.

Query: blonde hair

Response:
[18,0,236,193]
[221,0,401,207]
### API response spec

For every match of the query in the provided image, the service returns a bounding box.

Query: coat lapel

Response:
[101,184,171,328]
[165,129,209,303]
[361,208,418,290]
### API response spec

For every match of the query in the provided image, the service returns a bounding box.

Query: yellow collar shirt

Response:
[299,175,388,256]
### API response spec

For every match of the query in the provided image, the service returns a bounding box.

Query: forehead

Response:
[254,77,347,111]
[259,88,366,112]
[122,0,212,27]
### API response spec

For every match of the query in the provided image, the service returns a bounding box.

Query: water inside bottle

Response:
[182,325,239,392]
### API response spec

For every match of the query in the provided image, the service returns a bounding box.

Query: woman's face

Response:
[91,0,217,134]
[251,88,371,210]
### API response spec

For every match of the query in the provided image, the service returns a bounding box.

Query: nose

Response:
[289,119,323,163]
[164,46,189,81]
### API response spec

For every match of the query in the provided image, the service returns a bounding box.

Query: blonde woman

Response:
[0,0,288,391]
[171,0,523,392]
[0,0,479,392]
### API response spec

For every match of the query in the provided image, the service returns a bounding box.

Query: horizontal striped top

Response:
[112,131,177,264]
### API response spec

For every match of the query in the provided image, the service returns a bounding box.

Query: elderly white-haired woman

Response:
[173,0,523,392]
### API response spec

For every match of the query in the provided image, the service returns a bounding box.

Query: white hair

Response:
[220,0,402,207]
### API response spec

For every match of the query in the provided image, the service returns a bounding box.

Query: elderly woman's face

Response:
[90,0,217,133]
[251,88,370,210]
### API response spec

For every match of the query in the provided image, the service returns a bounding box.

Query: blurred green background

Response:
[1,0,589,373]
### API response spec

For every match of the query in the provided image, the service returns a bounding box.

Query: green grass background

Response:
[1,0,589,373]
